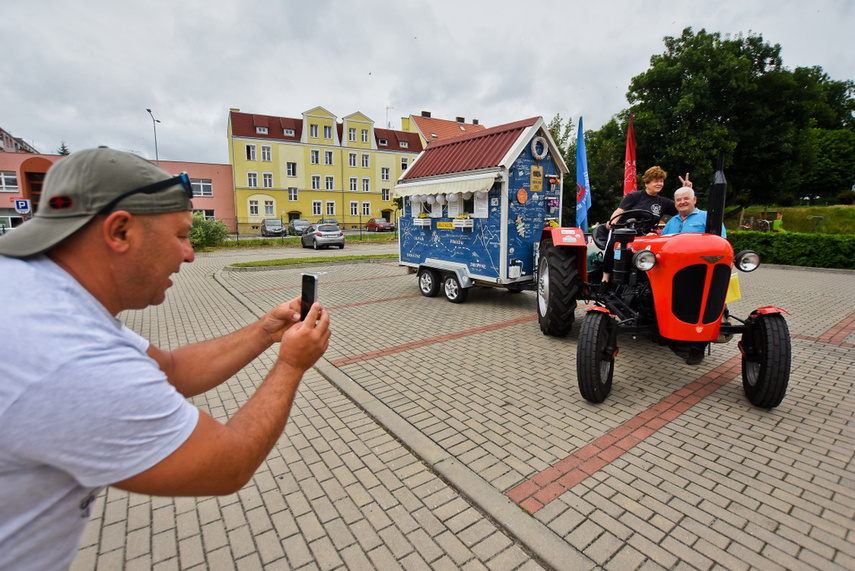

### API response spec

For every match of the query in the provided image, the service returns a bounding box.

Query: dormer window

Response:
[283,128,295,136]
[256,126,268,134]
[378,138,388,146]
[400,141,408,148]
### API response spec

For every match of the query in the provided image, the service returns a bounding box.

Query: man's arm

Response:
[114,303,331,496]
[146,299,302,397]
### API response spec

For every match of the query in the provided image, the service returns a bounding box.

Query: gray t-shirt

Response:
[0,255,199,569]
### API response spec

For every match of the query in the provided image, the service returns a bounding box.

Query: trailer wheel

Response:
[443,274,469,304]
[417,268,441,297]
[577,311,615,403]
[741,313,790,408]
[536,238,578,336]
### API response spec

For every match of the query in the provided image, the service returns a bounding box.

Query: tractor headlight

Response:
[632,250,657,272]
[735,250,760,272]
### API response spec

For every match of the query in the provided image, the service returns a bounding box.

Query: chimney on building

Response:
[473,119,479,126]
[456,117,465,124]
[421,111,431,118]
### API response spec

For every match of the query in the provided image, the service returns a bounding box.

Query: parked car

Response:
[301,224,345,249]
[287,218,311,236]
[316,217,339,225]
[365,218,395,232]
[260,218,285,237]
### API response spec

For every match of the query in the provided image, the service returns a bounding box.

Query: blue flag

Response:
[575,117,591,230]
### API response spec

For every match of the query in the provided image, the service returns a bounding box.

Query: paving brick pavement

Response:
[72,244,854,570]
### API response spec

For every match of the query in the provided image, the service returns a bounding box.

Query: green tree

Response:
[57,141,70,155]
[625,28,855,207]
[189,212,229,249]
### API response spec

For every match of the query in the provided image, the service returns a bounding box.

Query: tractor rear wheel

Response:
[536,238,578,336]
[741,313,790,408]
[577,311,615,403]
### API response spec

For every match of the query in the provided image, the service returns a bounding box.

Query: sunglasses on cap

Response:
[99,172,193,214]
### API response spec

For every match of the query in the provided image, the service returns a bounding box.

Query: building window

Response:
[0,171,18,192]
[249,200,259,216]
[401,157,408,170]
[310,149,319,164]
[284,128,295,137]
[311,175,321,190]
[287,162,297,177]
[349,127,356,142]
[193,209,215,220]
[245,144,256,161]
[349,177,358,191]
[382,188,390,201]
[348,152,356,168]
[263,173,273,188]
[362,201,371,216]
[361,129,369,143]
[247,172,258,188]
[350,201,358,216]
[312,200,322,216]
[324,125,332,139]
[191,178,213,197]
[361,154,369,168]
[265,200,274,216]
[261,145,271,161]
[324,150,334,166]
[362,177,370,192]
[325,201,336,216]
[400,141,409,148]
[288,188,298,201]
[381,167,390,181]
[325,175,335,190]
[310,124,318,138]
[256,126,268,135]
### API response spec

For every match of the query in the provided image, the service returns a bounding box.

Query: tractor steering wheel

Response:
[609,209,658,236]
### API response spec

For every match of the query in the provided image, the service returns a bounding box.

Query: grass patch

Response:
[232,253,399,268]
[728,204,855,234]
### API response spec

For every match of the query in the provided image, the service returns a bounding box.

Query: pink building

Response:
[0,153,235,233]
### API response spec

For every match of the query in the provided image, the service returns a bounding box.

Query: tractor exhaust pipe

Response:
[706,153,726,236]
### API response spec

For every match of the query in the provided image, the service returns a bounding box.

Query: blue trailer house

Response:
[394,116,579,303]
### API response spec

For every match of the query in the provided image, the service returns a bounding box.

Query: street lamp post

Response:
[146,108,160,165]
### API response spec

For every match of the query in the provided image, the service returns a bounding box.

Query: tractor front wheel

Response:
[536,238,578,336]
[741,313,790,408]
[577,311,615,403]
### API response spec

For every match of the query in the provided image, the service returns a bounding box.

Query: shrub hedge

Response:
[728,231,855,270]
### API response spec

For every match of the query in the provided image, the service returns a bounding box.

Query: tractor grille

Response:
[671,263,731,324]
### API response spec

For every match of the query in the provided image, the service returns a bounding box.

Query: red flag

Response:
[624,115,637,196]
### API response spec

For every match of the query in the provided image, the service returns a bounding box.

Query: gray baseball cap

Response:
[0,147,192,258]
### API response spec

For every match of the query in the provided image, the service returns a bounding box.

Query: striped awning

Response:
[393,171,501,198]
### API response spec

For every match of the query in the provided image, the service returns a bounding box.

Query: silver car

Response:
[301,224,345,249]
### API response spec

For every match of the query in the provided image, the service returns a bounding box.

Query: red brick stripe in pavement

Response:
[792,311,855,348]
[330,315,537,367]
[506,356,743,514]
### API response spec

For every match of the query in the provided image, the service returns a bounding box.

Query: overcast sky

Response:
[3,0,853,165]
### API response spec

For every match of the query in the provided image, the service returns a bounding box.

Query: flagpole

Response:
[624,115,636,196]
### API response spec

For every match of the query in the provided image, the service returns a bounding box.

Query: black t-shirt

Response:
[618,190,678,224]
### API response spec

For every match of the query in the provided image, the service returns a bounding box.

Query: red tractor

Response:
[536,159,791,408]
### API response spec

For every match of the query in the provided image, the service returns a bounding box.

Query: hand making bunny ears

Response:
[678,173,693,188]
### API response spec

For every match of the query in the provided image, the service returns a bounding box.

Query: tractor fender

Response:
[542,226,587,247]
[749,306,790,317]
[585,305,614,316]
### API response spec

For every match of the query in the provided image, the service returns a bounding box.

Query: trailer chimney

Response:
[706,153,726,236]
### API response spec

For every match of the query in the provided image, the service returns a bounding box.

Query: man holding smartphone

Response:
[0,148,331,569]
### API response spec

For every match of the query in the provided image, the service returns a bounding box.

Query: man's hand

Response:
[678,173,693,188]
[259,298,302,343]
[277,302,331,374]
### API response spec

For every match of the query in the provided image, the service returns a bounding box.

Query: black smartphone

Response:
[300,274,318,321]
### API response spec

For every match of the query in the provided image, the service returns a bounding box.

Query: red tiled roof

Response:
[411,115,486,142]
[402,117,539,180]
[374,128,423,153]
[229,111,301,140]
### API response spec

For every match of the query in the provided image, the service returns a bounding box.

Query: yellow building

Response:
[227,107,423,234]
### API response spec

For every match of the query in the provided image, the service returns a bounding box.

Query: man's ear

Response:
[101,211,135,253]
